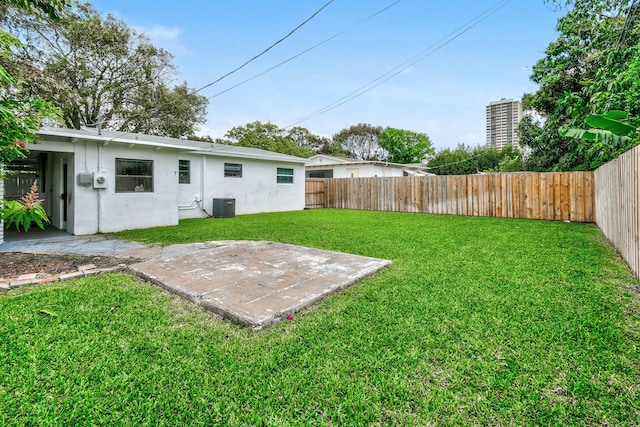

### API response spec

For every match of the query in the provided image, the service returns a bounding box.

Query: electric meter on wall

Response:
[93,173,107,189]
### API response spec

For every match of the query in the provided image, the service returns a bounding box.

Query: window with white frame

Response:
[224,163,242,178]
[116,158,153,192]
[179,160,190,184]
[276,167,294,184]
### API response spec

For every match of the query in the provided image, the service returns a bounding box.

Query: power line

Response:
[285,0,513,129]
[88,1,335,145]
[207,0,403,101]
[617,0,638,46]
[424,151,486,170]
[286,0,512,128]
[90,0,394,136]
[195,0,334,94]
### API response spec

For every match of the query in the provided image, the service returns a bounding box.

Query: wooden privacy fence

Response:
[305,178,325,209]
[594,145,640,278]
[306,171,595,222]
[308,158,640,279]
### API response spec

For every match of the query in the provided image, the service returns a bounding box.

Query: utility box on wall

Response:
[93,172,107,189]
[212,198,235,218]
[77,173,93,187]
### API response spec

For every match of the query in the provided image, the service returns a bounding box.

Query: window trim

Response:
[224,162,243,178]
[276,167,294,184]
[178,159,190,184]
[115,158,154,193]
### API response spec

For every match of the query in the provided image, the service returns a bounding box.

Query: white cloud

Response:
[196,123,226,140]
[134,25,188,55]
[143,25,183,41]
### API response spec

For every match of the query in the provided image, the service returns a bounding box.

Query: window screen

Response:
[224,163,242,178]
[179,160,190,184]
[116,158,153,192]
[277,167,294,184]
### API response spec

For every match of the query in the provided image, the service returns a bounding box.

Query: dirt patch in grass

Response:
[0,252,142,279]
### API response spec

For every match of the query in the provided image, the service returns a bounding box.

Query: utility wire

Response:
[86,0,392,135]
[207,0,403,100]
[285,0,513,129]
[195,0,334,94]
[617,0,638,46]
[424,151,486,170]
[93,1,334,145]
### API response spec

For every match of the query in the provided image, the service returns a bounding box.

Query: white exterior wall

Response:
[176,152,204,216]
[94,144,179,233]
[12,134,306,237]
[59,141,180,234]
[178,155,305,219]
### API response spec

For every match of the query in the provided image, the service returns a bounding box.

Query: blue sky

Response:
[89,0,562,149]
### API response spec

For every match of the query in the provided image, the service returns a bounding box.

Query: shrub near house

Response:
[1,180,49,232]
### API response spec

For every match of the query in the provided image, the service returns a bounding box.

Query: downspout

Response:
[97,142,102,233]
[200,154,206,214]
[96,116,104,233]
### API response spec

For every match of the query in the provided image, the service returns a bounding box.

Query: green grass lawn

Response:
[2,209,639,425]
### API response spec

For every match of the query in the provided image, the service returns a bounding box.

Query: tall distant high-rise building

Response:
[486,98,522,150]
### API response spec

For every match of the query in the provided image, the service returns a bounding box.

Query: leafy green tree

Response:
[187,134,215,143]
[0,0,65,174]
[426,145,474,175]
[332,123,384,160]
[286,126,331,154]
[483,145,523,173]
[322,141,350,157]
[520,0,640,171]
[120,82,207,138]
[1,1,207,138]
[378,127,434,164]
[222,121,313,157]
[427,144,522,175]
[3,0,68,19]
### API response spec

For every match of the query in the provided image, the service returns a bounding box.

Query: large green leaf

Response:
[560,128,631,146]
[0,66,11,85]
[560,128,596,141]
[585,112,637,137]
[600,110,628,120]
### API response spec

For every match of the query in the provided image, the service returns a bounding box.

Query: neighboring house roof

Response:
[37,127,308,164]
[306,154,431,174]
[306,154,363,165]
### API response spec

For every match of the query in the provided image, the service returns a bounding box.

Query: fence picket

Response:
[306,172,595,223]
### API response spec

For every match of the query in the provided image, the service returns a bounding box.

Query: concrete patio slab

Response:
[1,233,391,329]
[129,240,391,329]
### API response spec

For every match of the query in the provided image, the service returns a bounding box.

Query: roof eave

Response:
[38,129,185,151]
[37,128,307,164]
[185,150,307,164]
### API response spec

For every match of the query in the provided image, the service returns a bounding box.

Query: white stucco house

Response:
[305,154,431,178]
[1,127,307,240]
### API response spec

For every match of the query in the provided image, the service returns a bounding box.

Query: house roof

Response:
[306,154,428,171]
[36,127,308,164]
[307,154,362,165]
